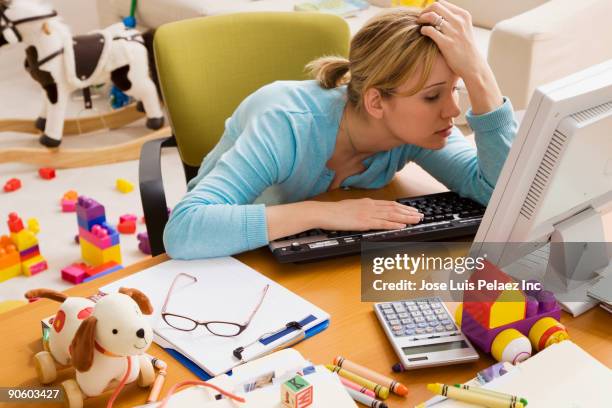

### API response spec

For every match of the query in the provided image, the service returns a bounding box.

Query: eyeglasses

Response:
[161,272,270,337]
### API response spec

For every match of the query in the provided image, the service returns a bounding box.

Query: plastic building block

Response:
[27,218,40,234]
[7,213,24,233]
[61,263,89,284]
[10,229,38,251]
[80,239,121,266]
[19,245,40,261]
[528,317,569,352]
[61,198,77,212]
[0,241,20,269]
[63,190,78,201]
[281,375,313,408]
[116,178,134,193]
[3,178,21,192]
[119,214,138,224]
[38,167,56,179]
[0,263,21,283]
[490,328,532,364]
[77,215,106,231]
[22,256,47,276]
[76,196,106,221]
[79,226,119,249]
[83,261,123,282]
[137,232,151,255]
[117,221,136,234]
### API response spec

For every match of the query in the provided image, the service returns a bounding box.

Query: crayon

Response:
[339,376,376,398]
[454,384,528,406]
[426,383,526,408]
[334,356,408,396]
[345,386,388,408]
[326,365,390,399]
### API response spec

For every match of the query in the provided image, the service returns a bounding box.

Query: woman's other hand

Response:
[318,198,424,231]
[418,0,503,114]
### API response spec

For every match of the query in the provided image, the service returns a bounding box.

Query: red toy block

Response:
[117,221,136,234]
[4,178,21,192]
[38,167,56,179]
[119,214,138,224]
[85,261,120,278]
[7,213,24,233]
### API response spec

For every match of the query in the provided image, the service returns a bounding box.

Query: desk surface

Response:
[2,172,611,407]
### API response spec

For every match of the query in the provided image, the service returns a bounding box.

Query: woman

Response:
[164,1,517,259]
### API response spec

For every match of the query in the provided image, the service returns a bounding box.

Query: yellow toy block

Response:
[489,290,526,329]
[81,239,122,266]
[21,255,48,276]
[0,263,21,282]
[116,178,134,194]
[10,229,38,251]
[27,218,40,234]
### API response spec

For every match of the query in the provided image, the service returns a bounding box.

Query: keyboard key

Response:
[414,317,425,323]
[393,330,404,337]
[412,311,422,317]
[445,324,455,331]
[441,319,452,325]
[404,301,415,306]
[394,305,406,313]
[398,312,410,319]
[426,315,437,322]
[425,327,434,333]
[392,325,402,331]
[417,322,428,328]
[385,313,398,320]
[405,329,415,335]
[435,325,445,332]
[389,319,400,325]
[408,305,418,312]
[430,302,442,308]
[434,308,446,315]
[415,328,426,334]
[404,323,416,329]
[422,310,433,315]
[400,318,413,324]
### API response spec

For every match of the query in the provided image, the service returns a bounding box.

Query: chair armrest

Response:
[449,0,550,29]
[487,0,612,110]
[139,136,177,256]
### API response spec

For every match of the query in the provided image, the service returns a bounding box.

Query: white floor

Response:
[0,44,188,302]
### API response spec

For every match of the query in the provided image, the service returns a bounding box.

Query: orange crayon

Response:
[334,356,408,397]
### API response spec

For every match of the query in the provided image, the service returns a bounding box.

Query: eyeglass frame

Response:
[161,272,270,338]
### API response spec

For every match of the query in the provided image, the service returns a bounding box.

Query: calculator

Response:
[374,297,479,369]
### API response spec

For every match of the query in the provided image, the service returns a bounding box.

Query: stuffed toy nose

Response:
[136,328,145,339]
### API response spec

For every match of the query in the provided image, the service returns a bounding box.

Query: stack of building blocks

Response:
[2,213,48,279]
[459,260,565,362]
[77,197,122,267]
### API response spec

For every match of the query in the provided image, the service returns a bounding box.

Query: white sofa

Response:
[97,0,612,111]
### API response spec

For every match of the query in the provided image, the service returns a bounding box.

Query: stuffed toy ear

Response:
[25,288,67,303]
[70,316,97,372]
[118,287,154,315]
[42,22,51,35]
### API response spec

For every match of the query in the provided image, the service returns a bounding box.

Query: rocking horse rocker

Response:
[0,0,167,166]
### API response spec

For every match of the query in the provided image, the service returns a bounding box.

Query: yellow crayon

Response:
[326,364,390,400]
[427,383,526,408]
[455,384,528,407]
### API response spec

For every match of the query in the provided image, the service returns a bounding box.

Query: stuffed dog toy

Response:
[27,287,155,401]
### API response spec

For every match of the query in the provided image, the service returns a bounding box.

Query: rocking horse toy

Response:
[0,0,168,167]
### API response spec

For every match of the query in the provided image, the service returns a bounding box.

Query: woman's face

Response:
[381,54,461,150]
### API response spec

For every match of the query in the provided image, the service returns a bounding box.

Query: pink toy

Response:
[61,199,77,212]
[25,288,155,406]
[61,263,89,284]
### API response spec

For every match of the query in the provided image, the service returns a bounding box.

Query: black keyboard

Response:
[269,191,486,263]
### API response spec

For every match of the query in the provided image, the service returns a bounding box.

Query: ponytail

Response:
[306,56,350,89]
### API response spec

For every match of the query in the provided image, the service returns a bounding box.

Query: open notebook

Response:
[100,257,329,377]
[432,341,611,407]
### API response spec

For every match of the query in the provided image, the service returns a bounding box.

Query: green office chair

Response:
[139,12,350,255]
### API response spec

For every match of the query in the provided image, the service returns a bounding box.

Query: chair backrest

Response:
[154,12,350,169]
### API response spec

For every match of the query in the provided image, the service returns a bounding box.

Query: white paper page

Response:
[435,341,611,407]
[100,257,329,376]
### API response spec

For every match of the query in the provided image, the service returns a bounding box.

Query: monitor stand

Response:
[503,209,612,316]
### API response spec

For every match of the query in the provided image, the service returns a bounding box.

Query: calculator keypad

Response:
[377,297,457,338]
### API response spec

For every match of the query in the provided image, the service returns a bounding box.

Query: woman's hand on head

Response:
[417,0,504,114]
[318,198,424,232]
[417,0,483,81]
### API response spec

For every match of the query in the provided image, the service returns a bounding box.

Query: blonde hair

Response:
[306,8,440,113]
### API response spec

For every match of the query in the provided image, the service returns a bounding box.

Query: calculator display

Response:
[402,340,469,356]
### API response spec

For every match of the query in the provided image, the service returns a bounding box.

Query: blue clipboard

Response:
[160,317,330,380]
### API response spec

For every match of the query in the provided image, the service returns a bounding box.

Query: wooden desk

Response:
[2,173,611,407]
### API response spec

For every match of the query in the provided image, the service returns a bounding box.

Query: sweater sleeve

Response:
[163,110,297,259]
[410,98,517,205]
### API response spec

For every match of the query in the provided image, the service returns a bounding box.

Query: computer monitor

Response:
[470,59,612,316]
